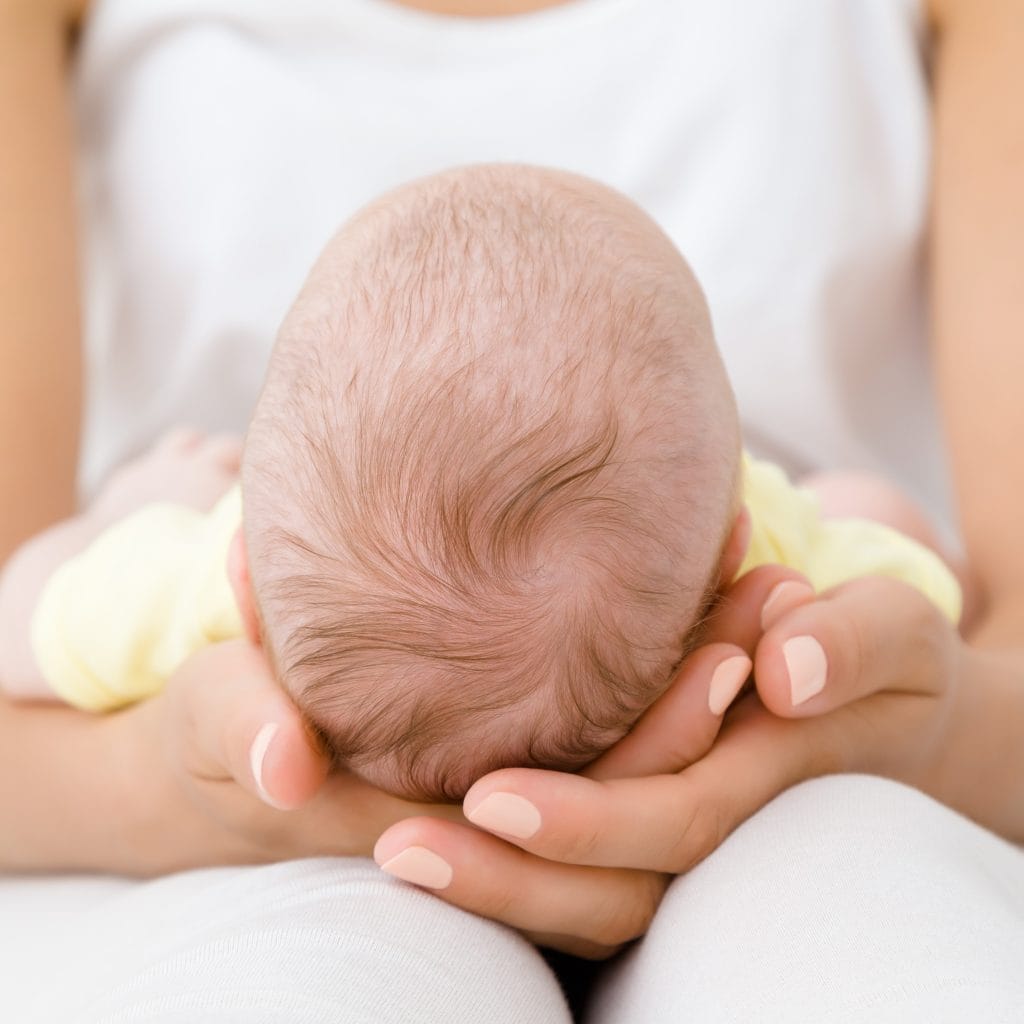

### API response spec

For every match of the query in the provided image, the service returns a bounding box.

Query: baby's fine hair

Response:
[244,164,739,800]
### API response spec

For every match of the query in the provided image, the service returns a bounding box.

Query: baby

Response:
[0,165,962,801]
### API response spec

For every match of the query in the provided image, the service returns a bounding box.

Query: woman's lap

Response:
[0,858,570,1024]
[4,777,1022,1023]
[590,774,1024,1023]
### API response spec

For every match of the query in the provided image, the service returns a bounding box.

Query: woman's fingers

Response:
[755,575,956,718]
[586,566,814,781]
[373,710,811,948]
[585,642,750,780]
[383,576,963,954]
[373,816,668,957]
[459,733,803,875]
[592,570,950,786]
[704,564,815,649]
[164,639,329,809]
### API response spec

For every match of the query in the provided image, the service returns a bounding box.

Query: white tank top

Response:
[74,0,957,536]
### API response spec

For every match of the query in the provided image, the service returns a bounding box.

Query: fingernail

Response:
[465,792,542,839]
[707,654,752,715]
[761,580,815,630]
[379,846,453,890]
[249,722,279,805]
[782,636,828,706]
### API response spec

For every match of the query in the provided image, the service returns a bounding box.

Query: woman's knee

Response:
[588,776,1024,1022]
[41,858,571,1024]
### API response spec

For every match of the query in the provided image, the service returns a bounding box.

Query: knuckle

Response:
[859,578,953,686]
[478,882,521,924]
[806,723,850,776]
[562,938,623,961]
[662,792,729,873]
[538,788,608,864]
[590,873,664,946]
[556,821,604,865]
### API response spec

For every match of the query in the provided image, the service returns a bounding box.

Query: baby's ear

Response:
[716,505,752,588]
[227,527,262,647]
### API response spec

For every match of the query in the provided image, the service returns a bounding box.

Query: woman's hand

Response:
[372,566,975,959]
[109,639,463,876]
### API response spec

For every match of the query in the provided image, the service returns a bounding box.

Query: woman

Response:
[2,0,1022,1019]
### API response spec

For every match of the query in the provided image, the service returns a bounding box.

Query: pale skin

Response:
[1,0,1023,963]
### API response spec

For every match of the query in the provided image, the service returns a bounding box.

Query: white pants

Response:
[3,776,1022,1023]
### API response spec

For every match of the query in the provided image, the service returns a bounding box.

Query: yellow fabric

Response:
[739,454,962,623]
[32,456,961,712]
[31,487,244,711]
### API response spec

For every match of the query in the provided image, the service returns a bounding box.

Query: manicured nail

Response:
[465,792,542,839]
[707,654,752,715]
[379,846,453,890]
[761,580,815,631]
[783,636,828,706]
[249,722,279,805]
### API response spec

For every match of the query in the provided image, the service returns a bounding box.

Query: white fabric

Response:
[2,778,1022,1021]
[0,859,571,1023]
[590,776,1024,1023]
[73,0,955,540]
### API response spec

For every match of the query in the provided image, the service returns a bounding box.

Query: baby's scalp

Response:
[242,164,741,800]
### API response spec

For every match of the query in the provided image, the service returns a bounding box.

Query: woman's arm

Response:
[0,2,100,862]
[0,3,84,563]
[929,0,1024,637]
[925,0,1024,827]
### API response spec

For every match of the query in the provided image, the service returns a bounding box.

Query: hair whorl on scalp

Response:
[243,165,738,800]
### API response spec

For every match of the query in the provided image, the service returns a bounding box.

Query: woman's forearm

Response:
[0,680,207,875]
[940,647,1024,843]
[0,696,133,872]
[924,0,1024,842]
[0,8,83,564]
[933,601,1024,843]
[0,692,230,875]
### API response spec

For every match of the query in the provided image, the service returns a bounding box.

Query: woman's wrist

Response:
[0,693,237,876]
[0,697,136,873]
[929,639,1024,843]
[109,695,267,876]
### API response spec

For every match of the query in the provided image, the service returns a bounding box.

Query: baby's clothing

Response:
[32,454,961,712]
[32,487,244,711]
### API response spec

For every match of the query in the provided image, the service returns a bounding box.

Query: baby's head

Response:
[240,164,741,800]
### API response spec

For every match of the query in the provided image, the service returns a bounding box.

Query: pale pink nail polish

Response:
[761,580,814,631]
[249,722,279,804]
[783,636,828,705]
[379,846,453,890]
[465,792,542,839]
[707,655,752,715]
